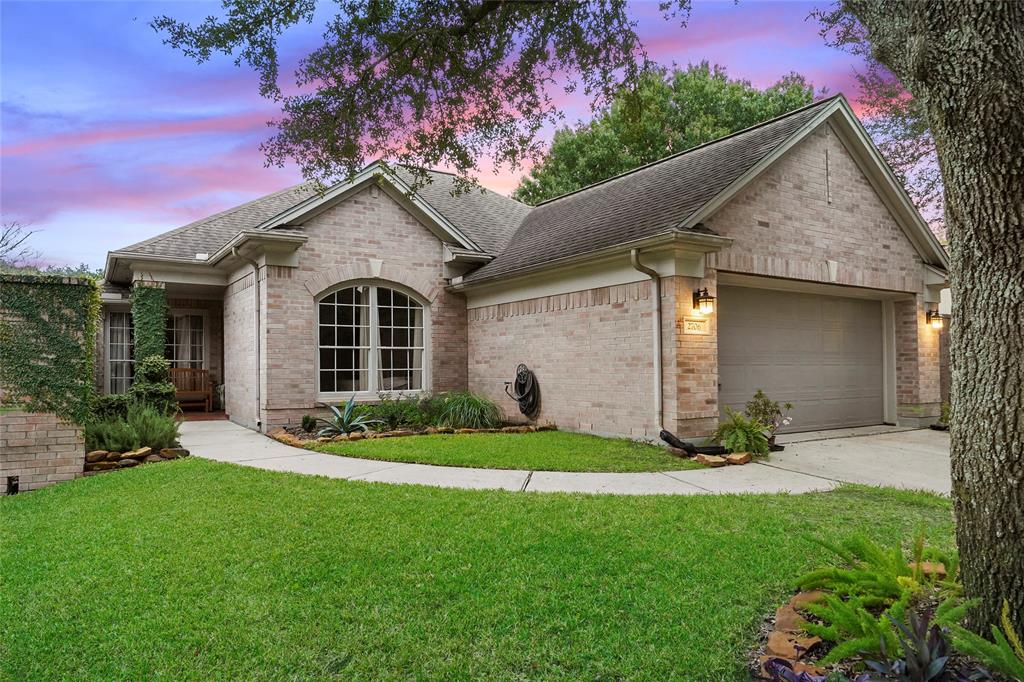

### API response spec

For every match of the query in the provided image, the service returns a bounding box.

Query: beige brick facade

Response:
[0,411,84,494]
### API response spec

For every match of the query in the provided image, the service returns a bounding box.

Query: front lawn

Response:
[307,430,704,472]
[0,459,953,680]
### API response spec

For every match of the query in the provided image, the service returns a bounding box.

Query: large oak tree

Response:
[155,0,1024,631]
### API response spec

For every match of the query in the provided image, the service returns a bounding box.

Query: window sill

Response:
[316,390,425,405]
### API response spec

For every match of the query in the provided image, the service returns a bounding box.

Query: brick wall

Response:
[0,411,84,494]
[706,122,925,294]
[255,186,468,429]
[895,296,942,421]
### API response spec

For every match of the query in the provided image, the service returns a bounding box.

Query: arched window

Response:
[317,283,427,396]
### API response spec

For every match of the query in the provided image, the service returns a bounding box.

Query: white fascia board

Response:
[251,161,481,252]
[207,230,307,265]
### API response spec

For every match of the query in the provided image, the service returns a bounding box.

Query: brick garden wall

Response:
[0,411,84,494]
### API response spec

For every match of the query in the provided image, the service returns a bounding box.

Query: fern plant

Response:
[945,599,1024,680]
[802,593,908,663]
[711,407,769,455]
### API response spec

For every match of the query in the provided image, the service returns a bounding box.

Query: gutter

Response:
[630,248,663,433]
[232,247,262,430]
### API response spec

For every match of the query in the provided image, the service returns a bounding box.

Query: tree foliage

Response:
[152,0,696,188]
[513,63,817,204]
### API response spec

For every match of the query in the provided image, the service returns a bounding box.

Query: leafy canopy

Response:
[513,63,817,205]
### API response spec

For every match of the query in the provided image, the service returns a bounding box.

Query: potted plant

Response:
[744,390,793,451]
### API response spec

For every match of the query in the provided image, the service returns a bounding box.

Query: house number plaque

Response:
[682,317,710,335]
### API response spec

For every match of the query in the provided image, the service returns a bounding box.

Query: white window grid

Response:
[108,311,134,394]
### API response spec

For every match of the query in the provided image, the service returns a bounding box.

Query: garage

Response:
[717,285,885,432]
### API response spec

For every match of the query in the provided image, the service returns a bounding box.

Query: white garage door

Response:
[717,285,884,432]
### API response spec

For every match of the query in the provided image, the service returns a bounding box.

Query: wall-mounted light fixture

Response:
[926,309,944,330]
[693,288,715,315]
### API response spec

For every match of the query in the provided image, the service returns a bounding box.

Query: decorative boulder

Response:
[123,447,152,460]
[85,450,108,463]
[695,453,727,467]
[347,432,364,441]
[116,458,140,468]
[726,452,752,465]
[105,451,123,462]
[143,454,164,464]
[666,446,689,458]
[85,461,117,472]
[160,448,189,459]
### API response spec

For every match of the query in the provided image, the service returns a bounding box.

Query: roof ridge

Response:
[534,94,843,208]
[118,181,313,254]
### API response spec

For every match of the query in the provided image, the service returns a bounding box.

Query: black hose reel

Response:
[504,363,540,419]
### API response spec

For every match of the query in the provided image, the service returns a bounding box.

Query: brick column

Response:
[668,271,720,439]
[895,295,942,424]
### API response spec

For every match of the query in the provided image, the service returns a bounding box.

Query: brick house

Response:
[98,95,949,439]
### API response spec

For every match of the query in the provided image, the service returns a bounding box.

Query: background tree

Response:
[156,0,1023,631]
[0,221,41,269]
[513,63,817,205]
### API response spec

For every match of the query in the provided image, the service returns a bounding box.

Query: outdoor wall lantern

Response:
[927,309,944,330]
[693,288,716,315]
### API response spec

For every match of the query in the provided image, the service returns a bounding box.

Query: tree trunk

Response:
[844,1,1024,632]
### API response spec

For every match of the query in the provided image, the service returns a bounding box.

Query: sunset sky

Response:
[1,0,869,269]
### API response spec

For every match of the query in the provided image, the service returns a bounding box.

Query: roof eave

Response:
[451,229,732,290]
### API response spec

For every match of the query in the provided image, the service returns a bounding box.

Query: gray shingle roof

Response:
[115,167,530,261]
[464,96,837,283]
[116,183,320,259]
[393,168,531,254]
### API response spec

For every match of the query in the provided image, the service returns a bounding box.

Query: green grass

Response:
[0,459,953,680]
[307,430,705,472]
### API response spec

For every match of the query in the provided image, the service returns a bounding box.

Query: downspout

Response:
[232,247,262,430]
[630,249,663,432]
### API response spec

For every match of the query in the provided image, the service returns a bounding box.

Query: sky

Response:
[0,0,869,269]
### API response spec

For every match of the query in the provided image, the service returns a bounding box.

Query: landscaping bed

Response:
[0,460,955,680]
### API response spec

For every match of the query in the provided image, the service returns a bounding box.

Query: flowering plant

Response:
[745,389,793,444]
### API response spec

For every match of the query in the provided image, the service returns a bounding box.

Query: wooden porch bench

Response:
[170,368,212,412]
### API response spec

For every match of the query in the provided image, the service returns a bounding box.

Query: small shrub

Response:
[94,393,132,421]
[125,403,180,450]
[745,389,793,443]
[357,392,429,431]
[316,396,381,436]
[301,414,317,432]
[434,391,502,429]
[85,418,139,452]
[945,599,1024,681]
[712,407,769,455]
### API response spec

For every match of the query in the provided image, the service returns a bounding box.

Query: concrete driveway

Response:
[773,426,951,494]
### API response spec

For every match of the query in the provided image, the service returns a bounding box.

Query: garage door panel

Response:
[717,285,884,432]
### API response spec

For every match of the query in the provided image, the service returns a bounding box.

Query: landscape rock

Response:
[425,426,439,434]
[84,461,117,471]
[909,561,947,579]
[143,454,164,464]
[160,448,189,459]
[388,430,415,437]
[726,452,752,465]
[116,458,140,468]
[105,451,123,462]
[695,453,727,467]
[789,590,826,612]
[331,434,350,442]
[536,424,557,431]
[85,450,108,463]
[434,427,454,434]
[765,631,822,659]
[123,447,152,460]
[666,446,689,458]
[501,425,533,433]
[773,604,805,633]
[347,432,363,441]
[758,656,827,679]
[455,428,479,434]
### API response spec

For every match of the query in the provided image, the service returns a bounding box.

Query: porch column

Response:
[667,270,720,439]
[894,295,942,425]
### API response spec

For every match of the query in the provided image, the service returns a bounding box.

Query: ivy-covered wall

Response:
[0,274,101,425]
[130,284,168,362]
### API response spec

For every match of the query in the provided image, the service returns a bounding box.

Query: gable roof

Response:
[110,164,530,264]
[464,95,947,284]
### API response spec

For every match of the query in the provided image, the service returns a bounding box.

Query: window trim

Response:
[315,280,431,403]
[104,304,134,395]
[165,308,209,370]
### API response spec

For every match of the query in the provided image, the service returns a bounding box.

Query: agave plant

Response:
[315,396,381,436]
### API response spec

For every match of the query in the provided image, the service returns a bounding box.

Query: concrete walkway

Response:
[179,421,950,496]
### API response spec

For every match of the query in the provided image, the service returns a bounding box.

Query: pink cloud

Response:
[3,110,276,156]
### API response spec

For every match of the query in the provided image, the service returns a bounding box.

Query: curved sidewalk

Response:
[179,420,839,496]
